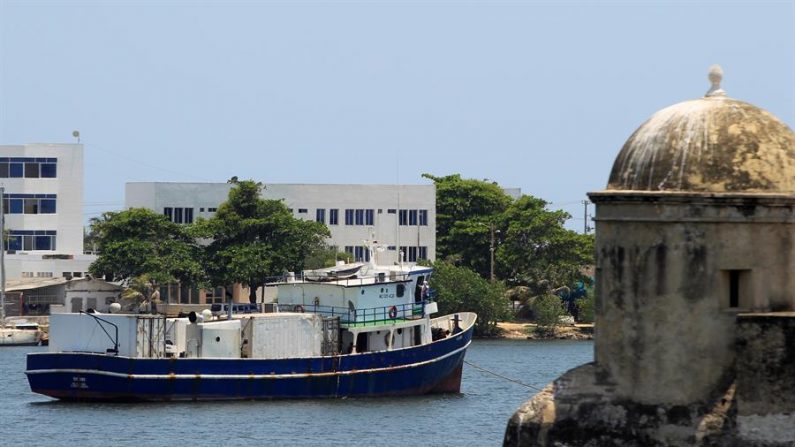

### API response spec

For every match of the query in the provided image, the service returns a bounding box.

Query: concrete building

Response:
[4,277,123,316]
[506,67,795,446]
[125,182,436,266]
[0,143,95,280]
[125,182,436,305]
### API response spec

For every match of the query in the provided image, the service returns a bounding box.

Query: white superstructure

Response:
[125,182,436,265]
[0,143,95,280]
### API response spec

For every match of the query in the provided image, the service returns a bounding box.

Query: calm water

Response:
[0,340,592,446]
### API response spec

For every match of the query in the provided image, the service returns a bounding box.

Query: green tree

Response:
[423,173,595,294]
[197,180,330,303]
[88,208,204,297]
[497,195,594,295]
[429,261,510,335]
[531,293,568,335]
[422,173,512,277]
[576,287,596,324]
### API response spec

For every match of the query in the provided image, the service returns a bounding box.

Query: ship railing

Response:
[275,300,428,325]
[289,271,415,286]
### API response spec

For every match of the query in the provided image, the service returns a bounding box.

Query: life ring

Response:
[294,305,304,313]
[388,306,398,319]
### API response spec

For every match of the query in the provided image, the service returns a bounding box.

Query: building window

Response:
[724,269,750,309]
[208,207,217,212]
[0,158,57,178]
[353,246,370,262]
[7,230,56,251]
[355,209,364,225]
[40,199,56,213]
[409,210,418,226]
[24,199,38,214]
[199,208,205,212]
[399,210,408,226]
[24,162,39,178]
[164,207,194,224]
[9,163,23,178]
[36,272,53,278]
[298,208,308,214]
[399,246,425,262]
[329,209,339,225]
[365,209,374,226]
[345,209,354,225]
[22,272,34,278]
[205,286,226,304]
[3,194,57,214]
[387,209,397,214]
[40,163,57,178]
[419,210,428,226]
[316,209,325,224]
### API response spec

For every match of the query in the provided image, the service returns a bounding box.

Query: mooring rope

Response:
[464,360,546,392]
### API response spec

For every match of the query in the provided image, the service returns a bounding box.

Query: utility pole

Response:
[489,222,495,282]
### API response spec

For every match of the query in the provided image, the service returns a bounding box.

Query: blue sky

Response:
[1,0,793,230]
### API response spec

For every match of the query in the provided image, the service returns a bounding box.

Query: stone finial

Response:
[705,64,726,97]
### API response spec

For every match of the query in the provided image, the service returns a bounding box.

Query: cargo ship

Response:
[25,245,476,401]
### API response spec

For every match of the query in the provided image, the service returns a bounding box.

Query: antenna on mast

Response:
[396,153,402,268]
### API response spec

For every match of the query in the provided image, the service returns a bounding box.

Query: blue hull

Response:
[26,326,473,401]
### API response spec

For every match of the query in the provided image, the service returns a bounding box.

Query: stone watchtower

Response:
[505,67,795,446]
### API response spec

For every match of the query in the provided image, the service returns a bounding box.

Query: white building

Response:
[125,182,436,266]
[0,143,95,280]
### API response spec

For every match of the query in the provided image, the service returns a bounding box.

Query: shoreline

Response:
[484,322,594,341]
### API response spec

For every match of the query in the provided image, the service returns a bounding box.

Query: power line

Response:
[85,143,214,182]
[464,360,546,392]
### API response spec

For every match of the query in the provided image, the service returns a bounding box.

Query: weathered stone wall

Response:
[588,192,795,406]
[504,363,738,447]
[735,313,795,441]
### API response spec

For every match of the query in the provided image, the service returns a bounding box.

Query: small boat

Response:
[26,242,476,401]
[302,262,366,281]
[0,319,42,346]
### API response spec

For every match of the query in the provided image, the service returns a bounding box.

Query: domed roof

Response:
[607,66,795,193]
